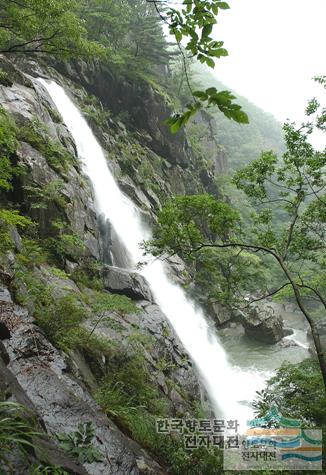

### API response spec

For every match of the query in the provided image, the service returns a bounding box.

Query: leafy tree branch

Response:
[147,0,249,131]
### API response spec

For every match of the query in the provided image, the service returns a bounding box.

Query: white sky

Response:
[212,0,326,147]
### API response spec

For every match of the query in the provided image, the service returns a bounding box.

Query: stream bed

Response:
[217,302,311,418]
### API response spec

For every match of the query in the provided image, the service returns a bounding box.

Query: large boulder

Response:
[102,265,153,301]
[236,303,284,344]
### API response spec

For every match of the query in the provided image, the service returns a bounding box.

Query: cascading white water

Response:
[284,329,310,350]
[39,78,266,428]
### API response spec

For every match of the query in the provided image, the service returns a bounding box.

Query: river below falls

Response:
[218,301,310,385]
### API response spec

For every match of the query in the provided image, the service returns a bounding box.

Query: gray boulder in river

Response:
[235,303,284,344]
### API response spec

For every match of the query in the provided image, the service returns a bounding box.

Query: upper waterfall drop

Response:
[38,78,264,428]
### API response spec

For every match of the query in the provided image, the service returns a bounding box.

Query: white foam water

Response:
[284,329,310,350]
[38,78,267,429]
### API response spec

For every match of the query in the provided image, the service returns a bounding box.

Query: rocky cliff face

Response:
[0,55,222,473]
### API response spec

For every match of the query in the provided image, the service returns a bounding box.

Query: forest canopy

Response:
[0,0,249,129]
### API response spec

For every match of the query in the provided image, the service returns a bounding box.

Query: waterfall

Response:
[38,79,266,428]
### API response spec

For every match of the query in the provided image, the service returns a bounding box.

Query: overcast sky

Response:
[212,0,326,147]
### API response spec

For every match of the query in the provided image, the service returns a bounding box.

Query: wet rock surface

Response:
[86,297,201,414]
[54,60,190,169]
[0,58,102,263]
[208,301,232,326]
[0,285,166,474]
[102,265,153,302]
[236,303,284,344]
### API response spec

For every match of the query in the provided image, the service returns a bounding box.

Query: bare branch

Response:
[241,283,292,308]
[1,31,60,53]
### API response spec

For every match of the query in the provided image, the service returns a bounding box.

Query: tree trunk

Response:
[309,321,326,390]
[277,257,326,392]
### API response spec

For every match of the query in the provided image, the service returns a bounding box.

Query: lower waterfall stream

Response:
[38,78,309,430]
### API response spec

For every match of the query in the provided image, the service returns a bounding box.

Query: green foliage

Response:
[0,106,22,191]
[71,259,104,290]
[14,265,88,351]
[55,422,103,464]
[51,232,85,262]
[253,359,326,426]
[96,353,164,415]
[127,0,174,72]
[95,347,222,473]
[80,94,112,129]
[86,291,139,341]
[82,0,130,58]
[194,247,266,306]
[34,293,88,350]
[166,102,201,134]
[0,209,32,229]
[151,82,326,283]
[309,75,326,131]
[0,0,249,132]
[96,349,169,450]
[167,446,223,475]
[98,376,222,474]
[232,108,326,264]
[14,268,113,363]
[165,0,230,68]
[138,159,157,185]
[89,290,138,316]
[156,356,176,374]
[166,87,249,134]
[0,107,17,154]
[0,401,40,470]
[82,0,173,78]
[16,238,48,269]
[29,465,68,475]
[13,261,136,367]
[0,0,103,57]
[49,267,70,280]
[0,402,71,474]
[0,0,248,132]
[19,119,77,175]
[24,180,67,210]
[83,104,111,129]
[254,360,326,472]
[125,409,222,475]
[145,194,240,256]
[147,0,248,131]
[126,330,154,351]
[63,327,117,362]
[144,193,264,306]
[47,221,86,263]
[0,69,12,87]
[0,155,15,191]
[0,209,32,254]
[52,1,241,132]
